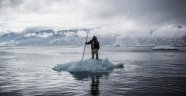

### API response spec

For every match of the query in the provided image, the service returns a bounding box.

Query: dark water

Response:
[0,46,186,96]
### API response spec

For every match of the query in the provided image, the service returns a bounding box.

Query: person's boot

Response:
[96,54,98,60]
[92,53,94,59]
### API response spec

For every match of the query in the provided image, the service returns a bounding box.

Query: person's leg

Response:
[95,49,99,60]
[91,49,94,59]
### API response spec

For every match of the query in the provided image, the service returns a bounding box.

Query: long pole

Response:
[82,31,89,60]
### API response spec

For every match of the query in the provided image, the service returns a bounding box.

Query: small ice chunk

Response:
[153,45,178,50]
[53,58,123,72]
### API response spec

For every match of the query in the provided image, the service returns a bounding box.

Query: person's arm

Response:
[86,40,92,45]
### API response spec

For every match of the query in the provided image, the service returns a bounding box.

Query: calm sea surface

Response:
[0,46,186,96]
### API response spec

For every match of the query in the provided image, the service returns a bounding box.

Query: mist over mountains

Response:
[0,27,186,47]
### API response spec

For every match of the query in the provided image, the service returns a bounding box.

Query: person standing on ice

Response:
[86,36,100,60]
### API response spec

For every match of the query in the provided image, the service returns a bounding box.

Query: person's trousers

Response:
[91,49,99,60]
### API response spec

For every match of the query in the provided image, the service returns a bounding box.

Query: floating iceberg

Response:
[53,59,124,72]
[153,45,178,50]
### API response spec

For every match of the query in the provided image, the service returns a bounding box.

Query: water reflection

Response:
[90,75,100,96]
[69,72,110,96]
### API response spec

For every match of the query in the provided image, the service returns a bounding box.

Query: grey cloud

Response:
[0,0,59,14]
[1,0,186,25]
[87,0,186,25]
[0,0,23,8]
[1,0,186,32]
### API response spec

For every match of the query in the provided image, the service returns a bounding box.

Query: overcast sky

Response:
[0,0,186,37]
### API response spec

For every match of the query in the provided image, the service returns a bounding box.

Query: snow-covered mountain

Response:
[0,27,186,46]
[0,27,86,46]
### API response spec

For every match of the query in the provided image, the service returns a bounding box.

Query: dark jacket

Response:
[86,37,100,49]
